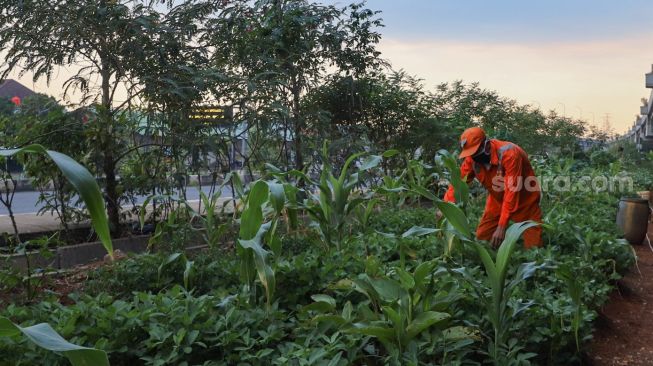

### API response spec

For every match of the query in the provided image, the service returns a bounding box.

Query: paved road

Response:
[0,185,233,216]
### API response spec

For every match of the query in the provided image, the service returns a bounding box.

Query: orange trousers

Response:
[476,196,542,249]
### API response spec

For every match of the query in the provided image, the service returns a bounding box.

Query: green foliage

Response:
[289,143,384,249]
[237,180,283,308]
[0,287,297,365]
[305,71,444,154]
[2,190,635,364]
[457,222,540,364]
[0,145,113,259]
[306,260,474,365]
[0,316,109,366]
[11,94,88,231]
[556,265,582,352]
[158,252,195,290]
[194,191,231,250]
[0,0,642,357]
[84,251,240,298]
[376,150,441,208]
[368,206,435,234]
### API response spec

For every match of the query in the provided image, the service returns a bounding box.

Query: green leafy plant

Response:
[158,252,195,289]
[354,197,380,234]
[411,151,471,257]
[238,180,277,308]
[0,144,113,259]
[377,226,439,270]
[293,142,385,249]
[435,150,469,207]
[194,190,230,249]
[556,264,582,352]
[376,151,440,208]
[455,221,540,365]
[0,316,109,366]
[308,261,470,364]
[141,198,194,252]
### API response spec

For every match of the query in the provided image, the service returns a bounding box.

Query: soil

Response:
[588,244,653,365]
[0,250,127,307]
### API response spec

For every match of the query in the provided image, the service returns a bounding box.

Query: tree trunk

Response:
[2,177,20,243]
[104,156,120,234]
[291,76,303,171]
[56,175,70,238]
[100,56,120,234]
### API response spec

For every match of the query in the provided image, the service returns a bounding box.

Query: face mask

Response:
[472,151,490,165]
[472,139,490,164]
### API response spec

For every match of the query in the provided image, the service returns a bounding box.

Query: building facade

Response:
[621,66,653,152]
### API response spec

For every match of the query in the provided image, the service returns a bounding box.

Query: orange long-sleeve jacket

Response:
[443,139,541,228]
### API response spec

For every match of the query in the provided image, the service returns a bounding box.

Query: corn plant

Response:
[0,145,113,259]
[295,142,384,249]
[307,261,471,364]
[377,152,440,208]
[193,190,230,250]
[434,150,469,207]
[410,188,473,258]
[354,197,380,234]
[429,196,541,363]
[404,157,440,204]
[237,180,286,308]
[139,195,193,251]
[264,164,303,234]
[227,171,246,218]
[454,221,541,365]
[377,174,408,207]
[413,151,471,257]
[139,188,230,251]
[556,264,582,352]
[376,226,439,270]
[0,316,109,366]
[158,252,195,289]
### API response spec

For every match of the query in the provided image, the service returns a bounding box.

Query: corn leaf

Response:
[435,201,472,239]
[0,145,113,259]
[0,316,109,366]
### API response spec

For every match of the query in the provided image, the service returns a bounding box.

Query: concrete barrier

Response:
[1,235,150,273]
[57,235,150,268]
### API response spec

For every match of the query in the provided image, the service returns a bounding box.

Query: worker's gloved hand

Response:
[490,226,506,249]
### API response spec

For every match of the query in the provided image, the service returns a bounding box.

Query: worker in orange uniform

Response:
[443,127,542,248]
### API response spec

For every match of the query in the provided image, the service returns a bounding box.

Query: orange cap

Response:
[458,127,486,158]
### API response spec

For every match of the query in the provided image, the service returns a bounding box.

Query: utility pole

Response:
[603,113,612,135]
[575,105,583,119]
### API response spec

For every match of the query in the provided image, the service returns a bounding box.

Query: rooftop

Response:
[0,79,35,100]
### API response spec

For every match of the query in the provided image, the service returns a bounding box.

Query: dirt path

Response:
[589,244,653,365]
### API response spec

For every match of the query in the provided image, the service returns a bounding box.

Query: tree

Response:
[12,94,87,234]
[0,97,15,116]
[208,0,383,171]
[0,0,217,233]
[431,81,513,143]
[430,81,586,156]
[305,70,447,156]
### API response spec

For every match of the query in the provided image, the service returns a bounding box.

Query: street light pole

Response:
[575,105,583,119]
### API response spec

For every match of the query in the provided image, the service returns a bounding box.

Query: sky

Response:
[330,0,653,133]
[11,0,653,133]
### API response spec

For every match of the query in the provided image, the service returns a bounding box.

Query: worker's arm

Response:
[498,151,523,228]
[443,157,475,203]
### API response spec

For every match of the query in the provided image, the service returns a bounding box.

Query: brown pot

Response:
[617,197,650,245]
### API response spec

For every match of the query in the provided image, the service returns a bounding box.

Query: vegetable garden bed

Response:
[0,149,644,365]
